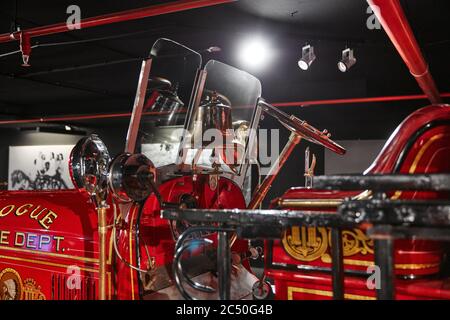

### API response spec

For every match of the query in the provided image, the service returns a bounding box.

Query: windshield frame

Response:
[175,59,263,181]
[125,38,202,155]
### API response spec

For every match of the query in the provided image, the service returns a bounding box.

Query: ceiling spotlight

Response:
[338,48,356,72]
[298,44,316,71]
[238,37,273,70]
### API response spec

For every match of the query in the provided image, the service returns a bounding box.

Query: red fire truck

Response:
[1,0,449,301]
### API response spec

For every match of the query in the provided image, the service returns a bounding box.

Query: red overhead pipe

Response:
[0,0,235,42]
[1,93,449,126]
[0,110,185,125]
[367,0,442,104]
[273,93,450,108]
[0,0,236,64]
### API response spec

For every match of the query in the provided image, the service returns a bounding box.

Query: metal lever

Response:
[304,147,316,188]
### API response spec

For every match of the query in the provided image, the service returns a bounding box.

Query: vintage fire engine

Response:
[162,106,450,300]
[161,0,450,301]
[0,38,250,300]
[1,0,449,301]
[0,35,345,300]
[265,103,450,300]
[263,0,450,300]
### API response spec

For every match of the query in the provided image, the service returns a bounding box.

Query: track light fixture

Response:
[338,48,356,72]
[298,44,316,71]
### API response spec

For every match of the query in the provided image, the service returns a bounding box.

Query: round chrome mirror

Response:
[70,134,111,203]
[108,153,157,203]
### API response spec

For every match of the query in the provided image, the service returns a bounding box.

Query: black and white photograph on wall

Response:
[8,145,74,191]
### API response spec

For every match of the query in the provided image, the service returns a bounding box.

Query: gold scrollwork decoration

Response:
[282,227,329,262]
[282,227,374,262]
[341,229,374,256]
[23,278,46,300]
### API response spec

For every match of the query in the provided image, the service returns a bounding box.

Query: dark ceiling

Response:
[0,0,449,139]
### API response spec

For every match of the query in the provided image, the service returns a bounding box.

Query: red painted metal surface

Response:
[0,174,245,300]
[367,0,441,104]
[267,270,450,300]
[0,190,105,300]
[115,174,246,300]
[267,104,450,299]
[366,105,450,174]
[0,0,236,43]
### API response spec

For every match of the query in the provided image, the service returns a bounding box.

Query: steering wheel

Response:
[259,100,346,155]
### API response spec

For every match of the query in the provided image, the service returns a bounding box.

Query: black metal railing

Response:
[162,174,450,300]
